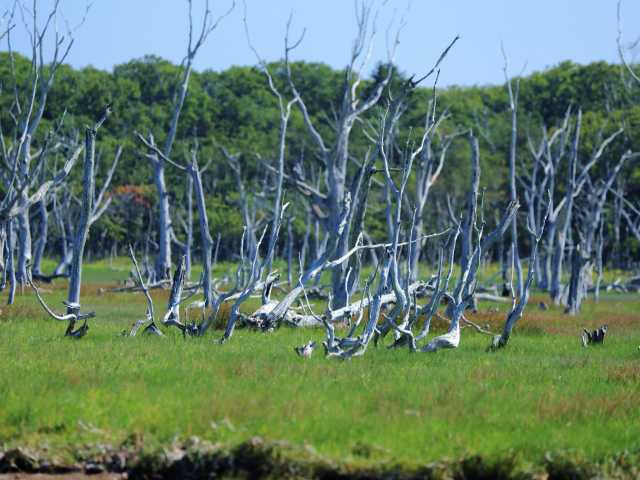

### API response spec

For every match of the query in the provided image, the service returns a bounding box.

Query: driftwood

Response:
[124,245,164,337]
[27,272,95,338]
[581,325,608,347]
[294,341,316,358]
[264,281,432,330]
[110,279,172,293]
[474,293,512,304]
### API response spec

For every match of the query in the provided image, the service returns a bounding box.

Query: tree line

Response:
[1,51,639,262]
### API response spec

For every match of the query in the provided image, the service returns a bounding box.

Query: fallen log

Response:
[474,293,513,304]
[250,281,432,329]
[581,325,608,347]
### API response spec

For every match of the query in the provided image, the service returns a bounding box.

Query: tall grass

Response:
[0,261,638,467]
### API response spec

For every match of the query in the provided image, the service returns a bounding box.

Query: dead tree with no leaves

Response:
[565,148,637,314]
[140,0,234,282]
[422,134,518,353]
[0,1,82,297]
[283,4,402,310]
[29,107,118,336]
[489,200,550,350]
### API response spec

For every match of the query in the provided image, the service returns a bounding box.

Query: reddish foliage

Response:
[112,184,153,208]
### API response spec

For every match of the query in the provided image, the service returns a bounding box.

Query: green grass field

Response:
[0,259,639,475]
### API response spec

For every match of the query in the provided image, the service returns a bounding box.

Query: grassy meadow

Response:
[0,258,639,473]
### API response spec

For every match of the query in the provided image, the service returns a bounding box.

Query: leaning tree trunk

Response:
[489,208,548,351]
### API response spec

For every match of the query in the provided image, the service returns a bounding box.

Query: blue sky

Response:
[5,0,640,87]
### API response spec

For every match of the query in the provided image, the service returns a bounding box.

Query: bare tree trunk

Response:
[143,0,234,280]
[0,227,6,290]
[594,218,604,302]
[6,221,16,305]
[283,3,406,309]
[66,109,112,331]
[184,173,194,280]
[550,111,581,303]
[16,137,32,286]
[151,154,172,282]
[503,51,523,297]
[286,217,293,286]
[566,244,590,315]
[31,198,48,276]
[67,132,96,307]
[490,206,549,350]
[408,123,452,282]
[189,153,213,308]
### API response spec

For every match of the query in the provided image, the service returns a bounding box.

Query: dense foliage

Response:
[1,52,639,258]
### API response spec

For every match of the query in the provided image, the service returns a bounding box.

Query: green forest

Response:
[1,52,640,257]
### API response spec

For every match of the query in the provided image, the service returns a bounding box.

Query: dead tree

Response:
[185,149,214,308]
[521,115,569,290]
[140,0,234,281]
[26,107,115,335]
[318,131,516,358]
[617,0,640,87]
[134,138,286,342]
[422,134,518,353]
[0,1,78,291]
[489,202,550,350]
[407,102,457,283]
[566,149,637,314]
[325,113,422,358]
[547,112,623,305]
[549,111,582,303]
[0,142,83,302]
[366,104,430,351]
[64,107,117,334]
[221,149,257,260]
[283,4,401,309]
[501,45,524,298]
[249,26,459,330]
[136,137,215,308]
[215,14,300,339]
[125,245,163,337]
